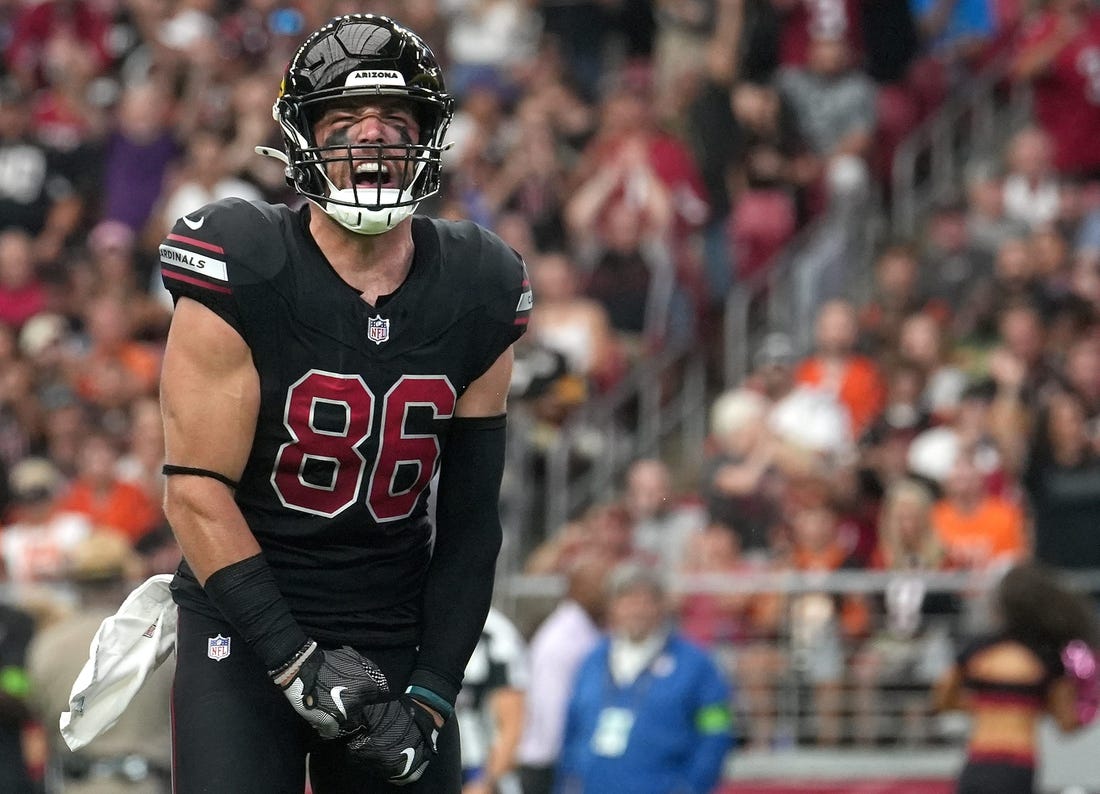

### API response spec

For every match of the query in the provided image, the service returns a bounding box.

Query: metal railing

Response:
[723,50,1034,391]
[891,54,1032,240]
[500,567,1100,769]
[496,339,710,592]
[504,48,1032,579]
[723,189,884,388]
[539,342,709,534]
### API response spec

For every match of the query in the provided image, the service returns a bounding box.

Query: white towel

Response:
[60,574,178,750]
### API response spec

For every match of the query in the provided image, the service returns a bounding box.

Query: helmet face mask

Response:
[272,14,454,235]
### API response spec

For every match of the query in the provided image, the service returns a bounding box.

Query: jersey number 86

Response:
[272,370,456,520]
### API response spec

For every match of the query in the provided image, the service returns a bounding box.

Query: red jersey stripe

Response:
[968,749,1035,767]
[163,268,233,295]
[969,691,1043,708]
[167,233,226,255]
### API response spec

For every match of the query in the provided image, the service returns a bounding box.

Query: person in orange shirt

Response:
[54,430,161,544]
[931,449,1029,569]
[70,294,161,409]
[795,299,887,437]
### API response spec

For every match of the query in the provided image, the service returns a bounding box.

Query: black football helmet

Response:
[259,14,454,234]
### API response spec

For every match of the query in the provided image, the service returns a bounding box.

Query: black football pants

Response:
[172,607,461,794]
[956,759,1035,794]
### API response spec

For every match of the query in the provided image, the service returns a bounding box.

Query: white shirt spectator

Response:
[517,599,601,767]
[769,384,854,459]
[1,512,91,587]
[1002,173,1059,231]
[442,0,540,70]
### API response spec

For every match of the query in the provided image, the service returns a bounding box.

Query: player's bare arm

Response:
[161,296,261,583]
[456,345,515,418]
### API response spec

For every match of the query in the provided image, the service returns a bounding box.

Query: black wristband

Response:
[202,554,309,671]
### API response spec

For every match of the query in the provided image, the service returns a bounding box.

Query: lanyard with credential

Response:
[590,640,668,758]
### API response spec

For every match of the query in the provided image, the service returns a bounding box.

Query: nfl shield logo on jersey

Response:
[207,635,231,661]
[367,314,390,345]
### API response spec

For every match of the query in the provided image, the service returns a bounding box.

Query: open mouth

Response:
[353,161,396,191]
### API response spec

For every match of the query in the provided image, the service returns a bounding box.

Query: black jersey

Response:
[160,198,530,647]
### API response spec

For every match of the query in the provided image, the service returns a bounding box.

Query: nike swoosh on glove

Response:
[270,642,390,739]
[347,695,439,785]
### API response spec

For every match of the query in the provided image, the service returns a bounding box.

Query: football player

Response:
[158,14,530,793]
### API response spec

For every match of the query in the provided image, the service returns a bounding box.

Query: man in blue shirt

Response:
[556,562,735,794]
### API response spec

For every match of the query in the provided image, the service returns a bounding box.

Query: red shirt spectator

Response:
[31,80,99,153]
[1013,1,1100,176]
[575,87,709,238]
[775,0,865,67]
[0,230,47,330]
[677,523,781,648]
[6,1,111,87]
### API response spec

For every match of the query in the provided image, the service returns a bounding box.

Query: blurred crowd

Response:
[0,0,1099,790]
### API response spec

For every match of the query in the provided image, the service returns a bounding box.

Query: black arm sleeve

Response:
[203,553,309,672]
[407,414,507,709]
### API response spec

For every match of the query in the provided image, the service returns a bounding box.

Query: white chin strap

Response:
[255,145,418,235]
[323,187,418,235]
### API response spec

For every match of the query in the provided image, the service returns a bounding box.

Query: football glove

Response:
[346,695,440,785]
[270,641,390,738]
